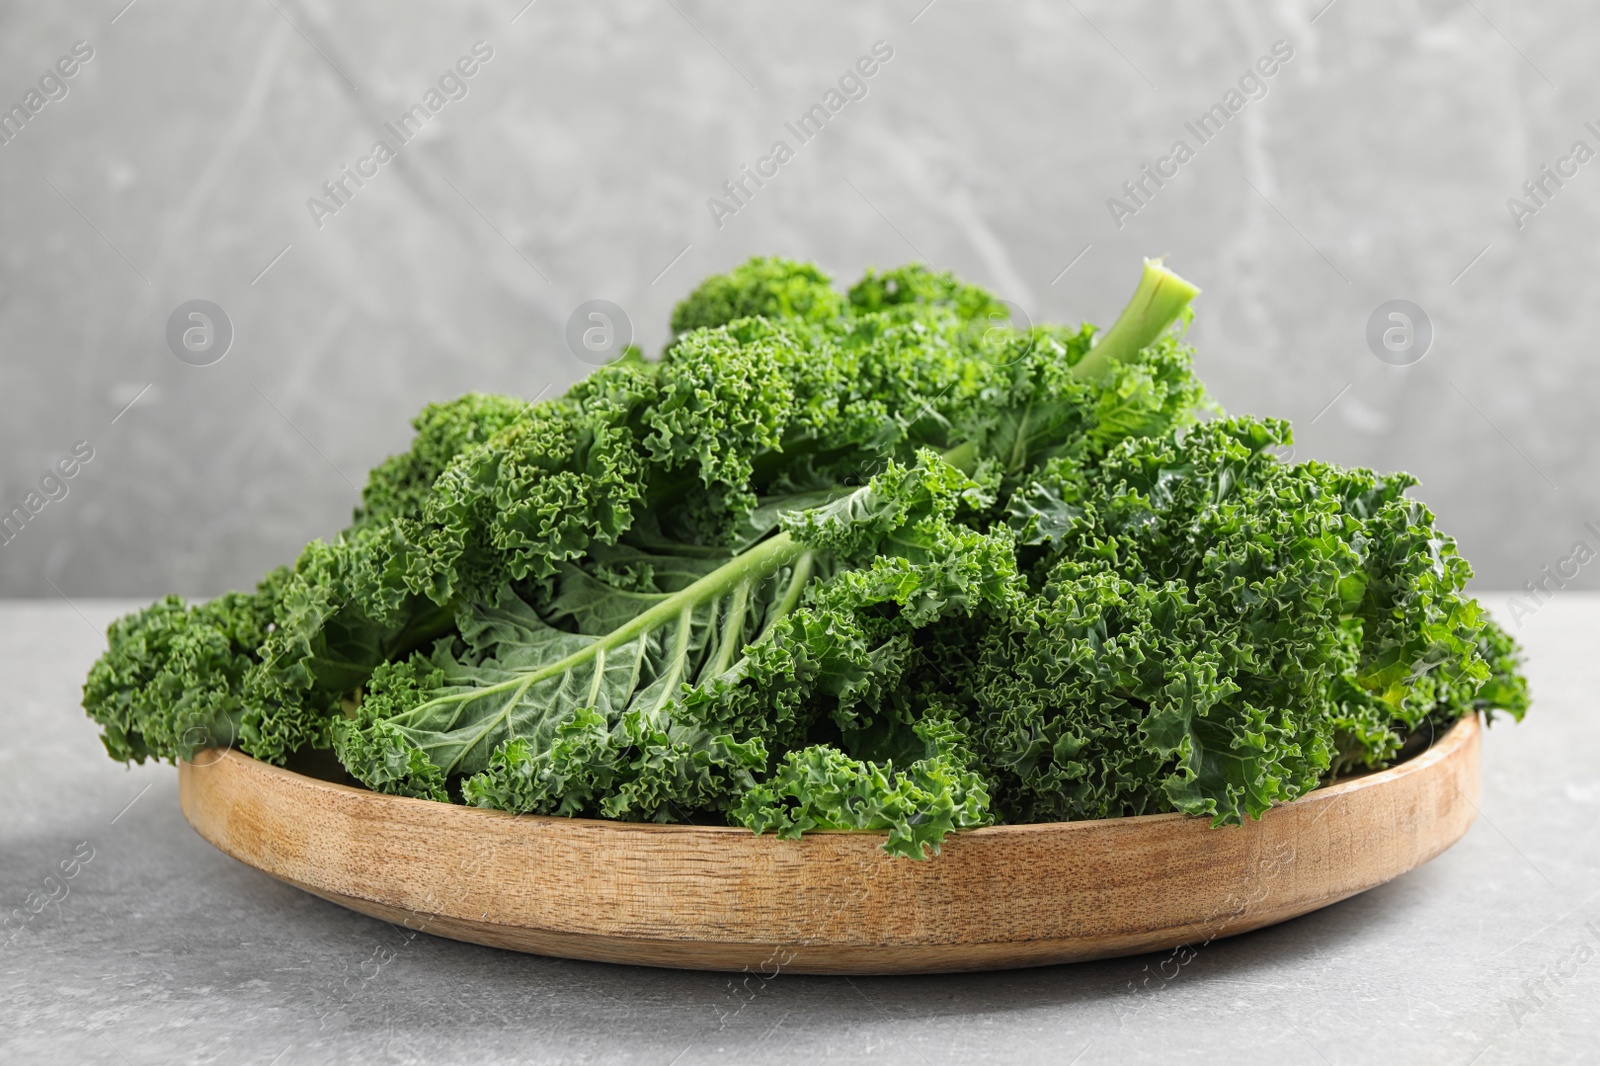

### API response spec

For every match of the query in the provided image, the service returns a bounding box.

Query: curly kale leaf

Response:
[351,392,532,531]
[82,576,284,763]
[670,256,847,335]
[847,262,1010,325]
[336,453,1016,828]
[335,531,807,815]
[732,735,992,861]
[964,415,1496,826]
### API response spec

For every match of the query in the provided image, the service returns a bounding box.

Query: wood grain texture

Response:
[178,715,1481,974]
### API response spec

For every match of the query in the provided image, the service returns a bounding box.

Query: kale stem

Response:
[1070,258,1200,385]
[940,259,1198,478]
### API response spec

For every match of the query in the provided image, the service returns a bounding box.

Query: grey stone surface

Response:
[2,597,1597,1065]
[0,1,1594,599]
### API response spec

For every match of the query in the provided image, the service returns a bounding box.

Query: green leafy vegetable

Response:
[82,256,1529,858]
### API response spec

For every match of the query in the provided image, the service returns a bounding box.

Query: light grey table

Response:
[3,598,1596,1066]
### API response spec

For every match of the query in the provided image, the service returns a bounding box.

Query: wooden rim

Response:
[179,714,1480,974]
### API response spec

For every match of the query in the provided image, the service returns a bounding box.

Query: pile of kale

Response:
[83,257,1528,857]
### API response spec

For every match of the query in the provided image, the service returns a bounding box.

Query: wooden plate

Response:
[178,714,1480,974]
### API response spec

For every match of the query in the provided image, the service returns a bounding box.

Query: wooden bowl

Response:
[178,714,1480,975]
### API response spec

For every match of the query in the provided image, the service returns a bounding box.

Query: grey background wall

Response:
[0,0,1592,601]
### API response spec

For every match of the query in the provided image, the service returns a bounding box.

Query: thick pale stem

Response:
[1070,258,1200,385]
